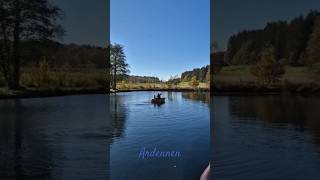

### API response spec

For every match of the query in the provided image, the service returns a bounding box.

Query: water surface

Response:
[110,91,210,180]
[0,95,111,180]
[0,91,210,180]
[212,95,320,180]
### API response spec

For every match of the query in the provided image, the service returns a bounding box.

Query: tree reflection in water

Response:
[228,95,320,144]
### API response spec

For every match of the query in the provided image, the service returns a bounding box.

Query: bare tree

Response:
[110,43,129,90]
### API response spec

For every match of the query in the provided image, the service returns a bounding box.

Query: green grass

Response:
[0,68,106,90]
[216,65,315,83]
[213,65,320,92]
[20,68,106,89]
[116,82,209,91]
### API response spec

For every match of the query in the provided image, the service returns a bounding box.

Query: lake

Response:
[0,91,210,180]
[110,91,210,180]
[212,95,320,180]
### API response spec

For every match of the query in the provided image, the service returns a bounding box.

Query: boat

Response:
[151,98,165,104]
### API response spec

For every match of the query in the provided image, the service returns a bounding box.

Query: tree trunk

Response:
[113,63,117,90]
[113,56,117,90]
[10,0,22,90]
[0,13,12,88]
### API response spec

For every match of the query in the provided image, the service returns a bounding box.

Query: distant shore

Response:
[2,83,319,100]
[0,87,210,100]
[112,88,209,93]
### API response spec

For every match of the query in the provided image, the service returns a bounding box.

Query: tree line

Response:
[181,65,210,82]
[222,10,320,67]
[20,41,106,69]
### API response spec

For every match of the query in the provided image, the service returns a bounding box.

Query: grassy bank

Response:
[213,66,320,94]
[115,82,209,91]
[0,87,106,99]
[0,68,106,99]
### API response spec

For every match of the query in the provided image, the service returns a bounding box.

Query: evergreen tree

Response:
[0,0,63,89]
[306,17,320,66]
[251,47,285,85]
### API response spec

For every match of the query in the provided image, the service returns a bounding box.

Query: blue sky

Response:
[111,0,210,80]
[54,0,108,47]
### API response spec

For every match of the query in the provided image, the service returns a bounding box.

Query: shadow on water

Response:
[228,95,320,144]
[0,94,128,180]
[110,94,127,139]
[0,100,54,179]
[212,95,320,180]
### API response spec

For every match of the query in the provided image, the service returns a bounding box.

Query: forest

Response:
[19,41,106,69]
[221,10,320,67]
[211,10,320,93]
[181,65,210,82]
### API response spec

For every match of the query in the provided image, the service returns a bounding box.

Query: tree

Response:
[0,0,63,89]
[189,76,199,89]
[306,17,320,67]
[251,47,285,85]
[110,43,129,90]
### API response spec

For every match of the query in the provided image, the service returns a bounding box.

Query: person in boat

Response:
[157,93,162,99]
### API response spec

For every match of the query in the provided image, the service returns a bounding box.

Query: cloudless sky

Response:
[111,0,210,80]
[54,0,108,47]
[212,0,320,51]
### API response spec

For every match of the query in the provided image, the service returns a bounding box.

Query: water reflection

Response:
[212,95,320,180]
[0,95,112,180]
[0,100,54,179]
[110,91,210,180]
[182,92,210,104]
[110,94,127,139]
[0,92,209,180]
[229,96,320,143]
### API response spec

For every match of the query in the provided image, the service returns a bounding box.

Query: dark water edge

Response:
[0,88,106,99]
[211,83,320,95]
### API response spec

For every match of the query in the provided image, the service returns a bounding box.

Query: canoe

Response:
[151,98,165,104]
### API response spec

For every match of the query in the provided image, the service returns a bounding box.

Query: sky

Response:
[54,0,109,47]
[212,0,320,51]
[111,0,210,80]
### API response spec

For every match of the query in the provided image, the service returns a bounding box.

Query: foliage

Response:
[306,17,320,66]
[38,57,51,87]
[211,52,224,75]
[181,65,209,82]
[250,47,286,85]
[224,11,320,66]
[0,0,63,89]
[126,75,160,83]
[110,43,129,90]
[189,76,199,88]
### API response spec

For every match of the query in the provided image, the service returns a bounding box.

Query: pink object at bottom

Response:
[200,164,210,180]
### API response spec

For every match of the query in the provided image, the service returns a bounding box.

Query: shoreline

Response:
[0,87,209,100]
[112,88,210,93]
[0,88,106,100]
[1,86,319,100]
[211,86,320,96]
